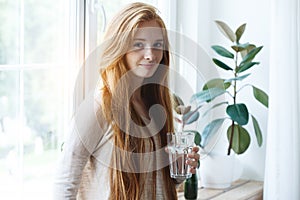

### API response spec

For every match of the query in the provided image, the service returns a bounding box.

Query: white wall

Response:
[175,0,271,181]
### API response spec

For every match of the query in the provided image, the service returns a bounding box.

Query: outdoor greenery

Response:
[0,1,68,198]
[0,0,64,154]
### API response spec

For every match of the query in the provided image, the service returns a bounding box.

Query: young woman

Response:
[54,2,200,200]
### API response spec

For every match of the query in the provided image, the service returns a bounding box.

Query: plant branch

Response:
[233,51,238,104]
[225,91,234,99]
[236,83,252,94]
[227,50,239,156]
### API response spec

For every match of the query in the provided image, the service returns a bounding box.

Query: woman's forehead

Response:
[134,20,164,40]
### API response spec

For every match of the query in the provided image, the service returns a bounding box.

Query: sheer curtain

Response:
[264,0,300,199]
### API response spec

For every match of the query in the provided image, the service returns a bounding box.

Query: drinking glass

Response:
[167,132,194,179]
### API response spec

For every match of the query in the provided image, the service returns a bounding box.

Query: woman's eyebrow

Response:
[133,38,164,42]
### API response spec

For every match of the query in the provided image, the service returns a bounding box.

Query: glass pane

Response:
[24,0,65,64]
[0,70,21,199]
[0,1,20,64]
[22,68,63,199]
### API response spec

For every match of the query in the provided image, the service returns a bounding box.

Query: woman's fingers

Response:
[187,148,200,160]
[188,151,200,160]
[186,147,200,173]
[191,146,199,153]
[186,158,198,168]
[189,167,197,174]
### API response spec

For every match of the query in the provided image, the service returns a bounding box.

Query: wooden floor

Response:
[177,179,263,200]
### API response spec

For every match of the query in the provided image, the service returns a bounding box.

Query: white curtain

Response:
[264,0,300,199]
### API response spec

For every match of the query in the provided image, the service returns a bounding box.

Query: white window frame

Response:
[0,0,75,198]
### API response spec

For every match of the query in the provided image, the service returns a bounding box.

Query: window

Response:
[0,0,158,199]
[0,0,70,199]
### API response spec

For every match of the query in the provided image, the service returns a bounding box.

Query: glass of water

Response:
[167,132,194,179]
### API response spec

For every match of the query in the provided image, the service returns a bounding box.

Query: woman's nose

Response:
[144,47,155,60]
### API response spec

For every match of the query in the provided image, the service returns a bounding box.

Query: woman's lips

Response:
[140,63,156,69]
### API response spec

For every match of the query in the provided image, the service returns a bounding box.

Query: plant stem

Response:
[227,51,238,155]
[233,51,238,105]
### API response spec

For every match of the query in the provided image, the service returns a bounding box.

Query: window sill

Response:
[177,179,263,200]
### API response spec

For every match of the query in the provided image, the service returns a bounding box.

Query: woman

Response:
[54,2,200,200]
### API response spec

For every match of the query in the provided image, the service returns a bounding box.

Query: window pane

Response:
[22,68,63,199]
[24,0,65,64]
[0,70,20,199]
[0,1,20,64]
[0,71,19,118]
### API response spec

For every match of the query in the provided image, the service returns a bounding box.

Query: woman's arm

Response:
[53,120,92,200]
[53,93,107,199]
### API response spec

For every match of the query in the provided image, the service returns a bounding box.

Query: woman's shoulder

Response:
[68,89,111,153]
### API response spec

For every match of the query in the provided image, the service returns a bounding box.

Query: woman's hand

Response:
[186,146,200,174]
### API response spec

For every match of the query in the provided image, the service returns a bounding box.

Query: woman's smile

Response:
[139,63,156,69]
[125,20,164,78]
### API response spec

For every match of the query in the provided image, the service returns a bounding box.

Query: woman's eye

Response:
[153,42,163,49]
[131,41,163,50]
[133,42,144,49]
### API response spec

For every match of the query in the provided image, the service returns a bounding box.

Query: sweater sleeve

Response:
[53,92,108,200]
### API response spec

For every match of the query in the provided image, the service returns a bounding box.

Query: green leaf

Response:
[224,73,250,83]
[227,124,251,154]
[191,87,227,104]
[241,46,263,65]
[183,130,202,146]
[252,86,269,108]
[226,103,249,125]
[201,118,226,147]
[212,58,233,71]
[194,131,201,146]
[240,44,256,58]
[203,78,231,90]
[235,23,246,43]
[251,115,263,146]
[193,131,202,146]
[173,93,184,106]
[176,105,191,115]
[237,62,260,73]
[211,45,234,59]
[215,20,236,42]
[183,111,200,125]
[231,43,251,52]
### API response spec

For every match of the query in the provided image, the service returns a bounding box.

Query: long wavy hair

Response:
[99,2,177,200]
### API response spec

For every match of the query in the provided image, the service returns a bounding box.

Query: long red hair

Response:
[99,2,177,200]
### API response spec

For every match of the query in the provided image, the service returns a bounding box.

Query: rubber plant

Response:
[172,93,201,147]
[190,20,269,155]
[172,93,201,200]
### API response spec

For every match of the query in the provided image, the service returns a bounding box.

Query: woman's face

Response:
[125,20,164,78]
